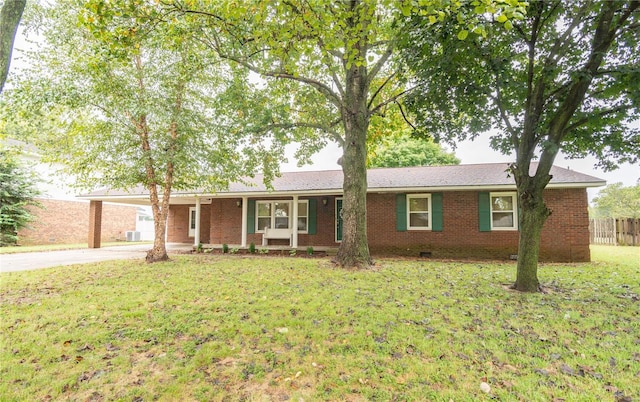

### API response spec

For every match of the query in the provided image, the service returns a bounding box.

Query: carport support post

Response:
[88,200,102,248]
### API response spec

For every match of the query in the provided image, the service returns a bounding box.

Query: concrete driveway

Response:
[0,243,192,273]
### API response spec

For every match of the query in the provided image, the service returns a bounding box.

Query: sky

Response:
[281,134,639,202]
[8,24,639,202]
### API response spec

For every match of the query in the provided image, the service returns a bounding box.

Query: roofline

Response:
[77,180,606,202]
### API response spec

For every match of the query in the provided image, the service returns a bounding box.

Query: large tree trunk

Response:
[512,165,552,292]
[0,0,25,93]
[335,6,372,268]
[336,110,371,268]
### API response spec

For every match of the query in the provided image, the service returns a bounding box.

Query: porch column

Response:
[88,200,102,248]
[194,196,201,246]
[241,196,248,247]
[292,195,299,248]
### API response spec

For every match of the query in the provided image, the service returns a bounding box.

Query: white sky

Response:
[281,135,639,202]
[8,26,639,202]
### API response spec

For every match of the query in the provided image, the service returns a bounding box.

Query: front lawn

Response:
[1,247,638,401]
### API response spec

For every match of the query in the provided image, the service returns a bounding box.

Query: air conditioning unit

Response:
[126,231,141,242]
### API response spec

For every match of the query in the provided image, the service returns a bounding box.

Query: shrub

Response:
[306,246,314,255]
[249,242,256,254]
[222,244,229,253]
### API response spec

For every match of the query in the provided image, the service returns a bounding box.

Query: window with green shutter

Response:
[478,192,491,232]
[247,199,256,234]
[396,194,407,231]
[432,193,443,232]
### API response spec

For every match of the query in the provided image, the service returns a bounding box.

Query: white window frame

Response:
[296,200,309,233]
[255,200,308,233]
[188,207,196,237]
[407,193,432,230]
[490,192,518,231]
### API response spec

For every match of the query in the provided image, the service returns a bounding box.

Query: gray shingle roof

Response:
[80,163,605,202]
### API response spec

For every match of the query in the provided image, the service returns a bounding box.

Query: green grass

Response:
[0,241,152,254]
[1,246,638,401]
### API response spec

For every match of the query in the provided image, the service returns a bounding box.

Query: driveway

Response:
[0,243,193,273]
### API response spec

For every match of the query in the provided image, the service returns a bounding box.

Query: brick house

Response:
[80,163,604,262]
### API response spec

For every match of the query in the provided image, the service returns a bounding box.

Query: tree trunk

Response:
[146,184,169,263]
[513,169,552,292]
[146,204,169,263]
[335,10,372,268]
[335,115,371,268]
[0,0,26,93]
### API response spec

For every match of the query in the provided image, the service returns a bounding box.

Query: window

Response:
[256,200,308,232]
[490,192,518,230]
[257,202,271,231]
[297,201,309,232]
[407,194,432,230]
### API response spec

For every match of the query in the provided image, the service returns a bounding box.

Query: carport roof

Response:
[78,163,605,204]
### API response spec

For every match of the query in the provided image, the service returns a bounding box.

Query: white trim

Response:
[194,197,201,246]
[490,192,518,231]
[292,195,299,248]
[254,200,309,234]
[241,196,248,247]
[188,207,196,237]
[407,193,432,231]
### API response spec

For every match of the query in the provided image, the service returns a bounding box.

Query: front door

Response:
[188,207,196,237]
[335,198,343,242]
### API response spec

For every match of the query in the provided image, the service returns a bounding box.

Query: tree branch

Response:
[367,40,394,85]
[369,85,418,116]
[564,105,631,133]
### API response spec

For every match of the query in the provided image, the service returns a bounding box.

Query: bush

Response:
[306,246,314,255]
[249,242,256,253]
[222,244,229,253]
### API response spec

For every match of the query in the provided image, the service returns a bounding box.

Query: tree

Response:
[2,1,281,261]
[592,183,640,219]
[0,0,25,93]
[402,1,639,291]
[168,0,523,268]
[0,149,40,246]
[368,131,459,168]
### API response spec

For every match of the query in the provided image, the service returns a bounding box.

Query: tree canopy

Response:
[0,149,40,246]
[592,183,640,219]
[402,0,639,291]
[368,132,459,168]
[1,0,285,261]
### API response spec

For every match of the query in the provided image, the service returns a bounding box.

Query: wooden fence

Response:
[589,218,640,246]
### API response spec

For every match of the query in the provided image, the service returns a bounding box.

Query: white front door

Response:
[188,207,196,237]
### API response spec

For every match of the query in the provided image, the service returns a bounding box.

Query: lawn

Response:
[1,246,638,401]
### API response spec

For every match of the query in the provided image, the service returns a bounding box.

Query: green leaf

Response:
[457,30,469,40]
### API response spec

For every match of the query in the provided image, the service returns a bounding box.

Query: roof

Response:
[79,163,605,204]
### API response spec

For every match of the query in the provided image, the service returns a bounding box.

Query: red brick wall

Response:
[17,199,137,245]
[167,204,211,244]
[365,189,590,262]
[167,188,591,262]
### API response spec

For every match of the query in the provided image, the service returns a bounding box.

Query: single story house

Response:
[79,163,605,262]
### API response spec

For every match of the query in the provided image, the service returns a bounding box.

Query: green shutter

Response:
[247,199,256,234]
[396,194,407,232]
[478,192,491,232]
[432,193,443,232]
[307,199,317,234]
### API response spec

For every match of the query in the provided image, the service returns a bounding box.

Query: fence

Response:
[589,218,640,246]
